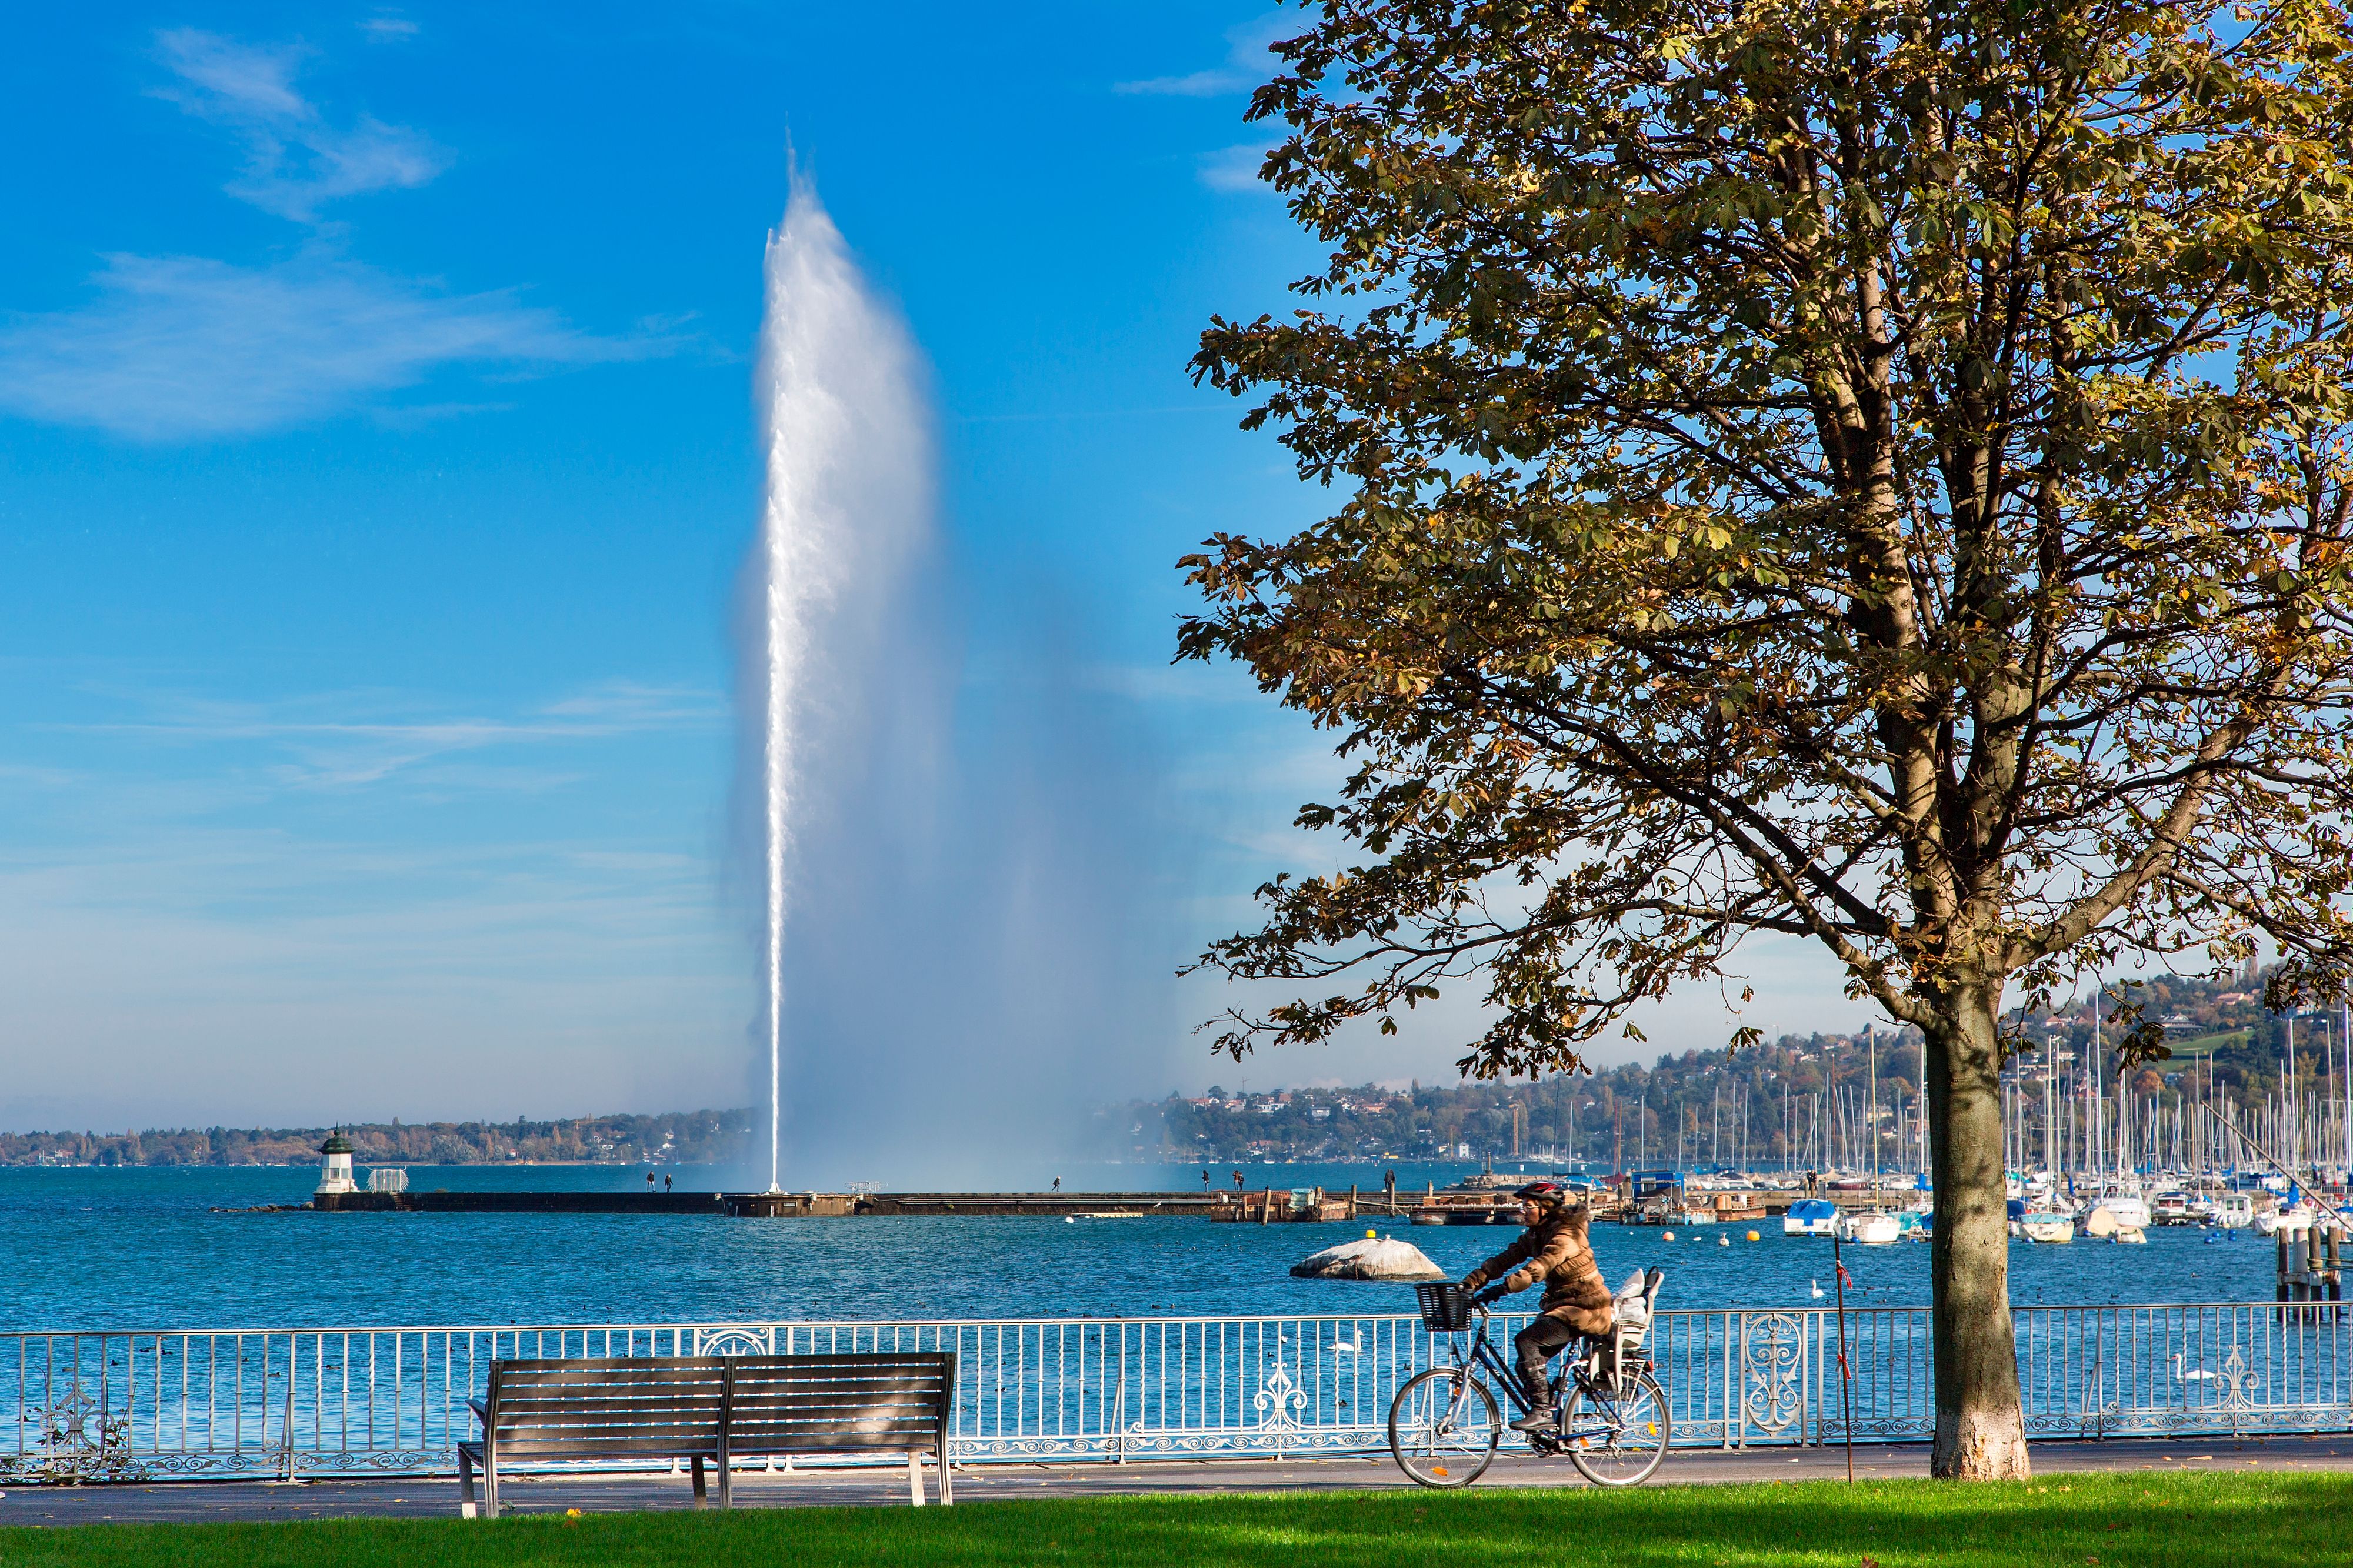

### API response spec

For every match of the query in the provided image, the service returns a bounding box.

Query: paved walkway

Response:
[6,1433,2351,1527]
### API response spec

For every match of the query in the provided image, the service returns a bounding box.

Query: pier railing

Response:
[6,1302,2347,1481]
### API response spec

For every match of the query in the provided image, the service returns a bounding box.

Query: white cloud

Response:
[1119,68,1252,98]
[1116,11,1292,96]
[154,28,445,219]
[1198,143,1273,193]
[68,681,726,790]
[359,15,420,40]
[0,249,669,439]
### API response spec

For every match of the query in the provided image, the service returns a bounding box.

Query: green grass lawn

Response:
[4,1473,2346,1567]
[2155,1029,2251,1057]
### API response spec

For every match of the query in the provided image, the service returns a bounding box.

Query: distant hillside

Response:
[0,1110,752,1168]
[1092,963,2334,1167]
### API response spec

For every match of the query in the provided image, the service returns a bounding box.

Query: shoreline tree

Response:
[1180,0,2353,1476]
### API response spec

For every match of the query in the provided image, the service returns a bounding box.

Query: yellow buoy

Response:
[1661,1230,1675,1241]
[1747,1230,1761,1242]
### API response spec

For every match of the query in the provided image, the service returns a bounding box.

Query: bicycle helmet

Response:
[1512,1180,1567,1205]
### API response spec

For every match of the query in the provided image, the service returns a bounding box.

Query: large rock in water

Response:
[1290,1235,1447,1281]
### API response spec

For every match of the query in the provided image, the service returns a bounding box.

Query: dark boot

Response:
[1508,1375,1556,1432]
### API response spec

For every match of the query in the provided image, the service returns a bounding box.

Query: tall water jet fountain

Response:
[746,173,935,1192]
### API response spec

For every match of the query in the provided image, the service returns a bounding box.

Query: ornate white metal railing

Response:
[5,1302,2345,1482]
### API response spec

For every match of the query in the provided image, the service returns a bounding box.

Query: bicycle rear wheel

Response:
[1388,1367,1501,1488]
[1562,1367,1671,1486]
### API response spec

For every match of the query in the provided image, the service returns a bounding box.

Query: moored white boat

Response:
[2258,1203,2318,1236]
[2022,1210,2075,1243]
[1839,1210,1902,1245]
[1783,1199,1838,1237]
[2102,1195,2152,1230]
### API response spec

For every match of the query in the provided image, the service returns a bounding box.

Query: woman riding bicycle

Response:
[1458,1181,1614,1432]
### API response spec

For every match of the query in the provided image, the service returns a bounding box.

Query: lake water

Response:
[3,1164,2285,1331]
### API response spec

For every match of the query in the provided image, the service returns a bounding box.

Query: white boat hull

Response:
[2102,1197,2151,1229]
[1840,1212,1902,1245]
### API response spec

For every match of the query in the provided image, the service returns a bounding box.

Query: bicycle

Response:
[1388,1271,1670,1489]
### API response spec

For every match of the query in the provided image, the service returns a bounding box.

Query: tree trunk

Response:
[1925,979,2032,1478]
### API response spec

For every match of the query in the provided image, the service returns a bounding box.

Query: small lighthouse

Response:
[315,1130,358,1196]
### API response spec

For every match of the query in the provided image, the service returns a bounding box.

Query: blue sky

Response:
[0,4,1862,1135]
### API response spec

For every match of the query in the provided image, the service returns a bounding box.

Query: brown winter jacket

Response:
[1462,1202,1615,1336]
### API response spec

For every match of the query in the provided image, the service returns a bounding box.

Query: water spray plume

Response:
[738,172,1175,1190]
[750,172,931,1193]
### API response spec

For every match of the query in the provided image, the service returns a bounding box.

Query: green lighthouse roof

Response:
[321,1131,354,1155]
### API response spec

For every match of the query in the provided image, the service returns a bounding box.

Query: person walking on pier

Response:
[1458,1181,1615,1433]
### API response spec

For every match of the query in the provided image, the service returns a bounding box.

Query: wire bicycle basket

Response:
[1415,1282,1475,1332]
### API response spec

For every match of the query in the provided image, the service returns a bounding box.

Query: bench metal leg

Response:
[484,1452,501,1521]
[692,1454,706,1503]
[938,1449,954,1506]
[908,1449,925,1506]
[458,1447,477,1519]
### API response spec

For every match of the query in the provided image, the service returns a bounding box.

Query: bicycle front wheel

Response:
[1388,1367,1501,1488]
[1563,1367,1671,1486]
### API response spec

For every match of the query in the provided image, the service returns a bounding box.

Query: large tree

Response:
[1181,0,2353,1476]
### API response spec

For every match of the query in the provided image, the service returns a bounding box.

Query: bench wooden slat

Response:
[732,1412,941,1428]
[734,1422,946,1431]
[489,1384,725,1393]
[744,1346,946,1356]
[496,1368,727,1383]
[488,1416,725,1431]
[736,1383,939,1394]
[727,1431,944,1453]
[494,1436,725,1455]
[731,1374,946,1394]
[495,1367,726,1386]
[739,1384,951,1393]
[494,1396,726,1416]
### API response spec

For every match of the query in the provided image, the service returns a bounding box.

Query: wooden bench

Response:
[458,1352,956,1517]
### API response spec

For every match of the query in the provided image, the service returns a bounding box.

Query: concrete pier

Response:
[308,1189,727,1214]
[293,1188,1282,1219]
